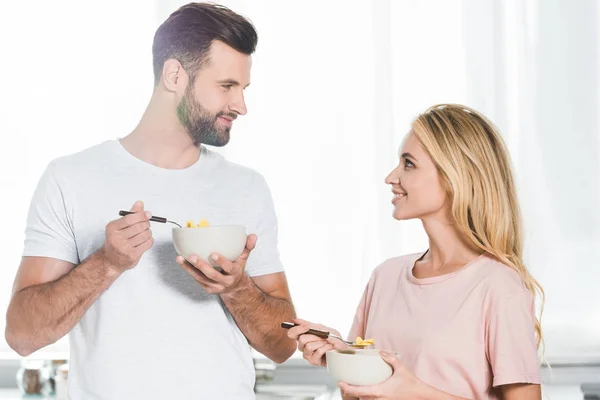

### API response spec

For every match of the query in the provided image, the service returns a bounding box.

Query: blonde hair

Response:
[411,104,545,351]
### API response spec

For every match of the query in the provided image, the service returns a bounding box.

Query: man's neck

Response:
[120,102,201,170]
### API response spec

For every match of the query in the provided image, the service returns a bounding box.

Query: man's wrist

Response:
[93,249,122,280]
[221,273,254,300]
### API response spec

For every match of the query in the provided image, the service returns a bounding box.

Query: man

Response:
[5,3,296,399]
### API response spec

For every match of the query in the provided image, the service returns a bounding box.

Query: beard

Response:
[176,86,236,147]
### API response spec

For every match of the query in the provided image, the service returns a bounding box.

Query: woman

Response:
[288,104,544,400]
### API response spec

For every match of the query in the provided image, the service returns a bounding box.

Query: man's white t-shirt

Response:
[22,140,284,399]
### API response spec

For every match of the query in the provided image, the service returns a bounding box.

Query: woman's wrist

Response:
[412,379,446,400]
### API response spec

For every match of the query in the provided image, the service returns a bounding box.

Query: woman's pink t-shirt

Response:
[348,252,541,399]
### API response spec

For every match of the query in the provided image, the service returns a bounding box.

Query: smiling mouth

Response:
[392,191,407,203]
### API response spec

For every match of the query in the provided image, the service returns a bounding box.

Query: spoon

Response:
[280,322,367,348]
[118,210,183,228]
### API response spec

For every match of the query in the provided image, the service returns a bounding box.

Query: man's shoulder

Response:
[49,140,116,173]
[204,147,269,187]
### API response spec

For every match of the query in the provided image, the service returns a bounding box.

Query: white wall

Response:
[0,0,597,362]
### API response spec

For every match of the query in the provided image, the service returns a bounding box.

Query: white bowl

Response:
[172,226,247,267]
[326,349,395,386]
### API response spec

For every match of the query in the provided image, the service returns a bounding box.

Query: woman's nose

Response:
[385,167,400,185]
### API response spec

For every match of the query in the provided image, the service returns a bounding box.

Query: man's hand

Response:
[99,200,154,275]
[176,234,257,294]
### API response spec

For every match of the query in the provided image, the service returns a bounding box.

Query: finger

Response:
[309,342,334,365]
[122,200,145,226]
[297,335,325,352]
[130,229,152,247]
[379,350,401,371]
[188,255,228,283]
[291,318,324,333]
[293,318,311,326]
[176,258,218,282]
[302,347,316,363]
[287,324,310,340]
[210,253,235,274]
[237,234,257,262]
[115,210,151,230]
[246,234,257,250]
[135,237,154,253]
[331,339,353,350]
[303,339,328,354]
[130,200,144,212]
[178,259,222,288]
[121,221,151,239]
[338,382,376,398]
[182,260,233,290]
[302,341,327,365]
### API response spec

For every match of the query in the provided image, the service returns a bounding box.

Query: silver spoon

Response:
[118,210,183,228]
[281,322,367,348]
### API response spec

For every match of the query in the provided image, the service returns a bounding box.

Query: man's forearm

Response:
[5,252,120,356]
[220,275,296,363]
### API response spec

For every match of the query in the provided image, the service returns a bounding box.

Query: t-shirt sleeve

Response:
[22,162,79,265]
[244,175,284,277]
[486,289,541,387]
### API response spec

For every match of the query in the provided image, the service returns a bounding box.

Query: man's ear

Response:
[161,59,188,93]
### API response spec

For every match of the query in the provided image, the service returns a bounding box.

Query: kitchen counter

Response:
[0,385,586,400]
[0,387,337,400]
[1,356,597,399]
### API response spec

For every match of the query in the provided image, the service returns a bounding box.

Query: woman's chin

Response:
[393,210,409,220]
[392,207,421,221]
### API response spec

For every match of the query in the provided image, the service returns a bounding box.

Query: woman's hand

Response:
[286,318,349,367]
[339,351,421,399]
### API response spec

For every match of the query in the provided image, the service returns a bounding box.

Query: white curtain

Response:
[461,0,600,361]
[0,0,597,362]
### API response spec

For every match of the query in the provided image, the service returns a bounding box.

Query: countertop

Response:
[0,385,587,400]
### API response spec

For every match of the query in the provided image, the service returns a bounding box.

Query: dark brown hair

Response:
[152,2,258,85]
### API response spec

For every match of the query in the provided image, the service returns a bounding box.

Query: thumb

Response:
[246,234,257,250]
[130,200,144,213]
[380,351,401,370]
[237,234,257,262]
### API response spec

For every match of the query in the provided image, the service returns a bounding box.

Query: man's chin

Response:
[189,128,231,147]
[199,134,230,147]
[208,140,229,147]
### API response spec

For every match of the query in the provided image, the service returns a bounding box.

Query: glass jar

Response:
[16,359,51,396]
[47,359,68,395]
[54,364,69,400]
[253,358,276,391]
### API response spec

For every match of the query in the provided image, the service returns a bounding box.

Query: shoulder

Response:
[476,255,531,297]
[37,141,116,186]
[205,147,271,195]
[46,140,116,177]
[472,256,535,317]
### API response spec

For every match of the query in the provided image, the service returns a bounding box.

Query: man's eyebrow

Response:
[217,79,250,88]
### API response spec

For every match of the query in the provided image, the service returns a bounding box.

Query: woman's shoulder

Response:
[476,254,531,297]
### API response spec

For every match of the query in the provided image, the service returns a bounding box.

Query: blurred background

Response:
[0,0,598,398]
